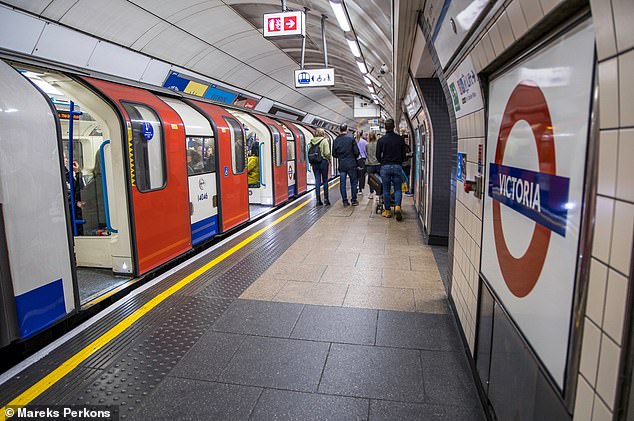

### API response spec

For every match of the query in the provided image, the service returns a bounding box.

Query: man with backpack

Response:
[332,124,360,206]
[308,128,332,206]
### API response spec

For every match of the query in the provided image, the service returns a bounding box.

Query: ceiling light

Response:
[329,1,351,32]
[373,99,379,104]
[363,76,371,85]
[346,38,361,58]
[356,60,368,74]
[366,73,382,88]
[369,86,375,93]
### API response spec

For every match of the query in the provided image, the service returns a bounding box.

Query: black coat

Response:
[332,134,359,171]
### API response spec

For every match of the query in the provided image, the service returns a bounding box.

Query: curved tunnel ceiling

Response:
[2,0,394,124]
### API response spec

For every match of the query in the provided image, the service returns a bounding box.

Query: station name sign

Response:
[263,11,305,38]
[294,69,334,88]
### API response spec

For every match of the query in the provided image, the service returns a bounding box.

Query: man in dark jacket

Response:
[376,119,406,221]
[332,123,360,206]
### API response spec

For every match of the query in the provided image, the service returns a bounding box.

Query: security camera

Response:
[380,64,388,74]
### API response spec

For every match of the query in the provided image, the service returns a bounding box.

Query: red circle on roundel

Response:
[492,81,555,298]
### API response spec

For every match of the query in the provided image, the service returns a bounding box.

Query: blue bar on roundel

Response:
[488,163,571,237]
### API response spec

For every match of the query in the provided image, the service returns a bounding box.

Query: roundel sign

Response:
[480,21,594,389]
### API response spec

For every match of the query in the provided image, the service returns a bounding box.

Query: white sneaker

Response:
[358,190,363,195]
[369,193,374,199]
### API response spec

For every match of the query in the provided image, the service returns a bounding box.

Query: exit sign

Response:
[263,11,305,38]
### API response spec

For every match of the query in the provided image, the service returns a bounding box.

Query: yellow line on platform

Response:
[0,182,337,417]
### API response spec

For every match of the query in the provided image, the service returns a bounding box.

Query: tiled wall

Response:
[426,0,634,418]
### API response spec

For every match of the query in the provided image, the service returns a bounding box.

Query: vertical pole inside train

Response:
[321,15,328,68]
[67,101,84,236]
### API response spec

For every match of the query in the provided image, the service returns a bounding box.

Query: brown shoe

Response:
[395,206,402,221]
[382,210,392,218]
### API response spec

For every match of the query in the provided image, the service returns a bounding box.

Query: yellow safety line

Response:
[0,181,337,417]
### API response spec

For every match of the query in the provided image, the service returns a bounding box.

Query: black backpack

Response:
[308,140,323,165]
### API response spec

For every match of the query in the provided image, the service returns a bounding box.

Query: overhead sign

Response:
[263,11,305,38]
[368,119,379,124]
[447,56,483,118]
[294,68,334,88]
[481,22,594,389]
[353,96,380,118]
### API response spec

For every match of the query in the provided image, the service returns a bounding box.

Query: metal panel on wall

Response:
[480,21,595,389]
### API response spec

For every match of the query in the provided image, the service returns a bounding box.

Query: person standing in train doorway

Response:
[377,119,406,220]
[307,128,332,206]
[332,124,360,206]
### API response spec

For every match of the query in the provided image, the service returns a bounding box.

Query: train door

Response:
[161,98,219,244]
[325,130,338,177]
[256,115,289,205]
[0,60,76,340]
[84,77,190,275]
[298,125,316,185]
[227,109,276,217]
[278,122,297,197]
[189,100,249,231]
[17,66,134,305]
[284,121,307,195]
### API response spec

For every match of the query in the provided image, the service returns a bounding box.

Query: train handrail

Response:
[258,142,266,187]
[67,101,85,236]
[99,140,118,233]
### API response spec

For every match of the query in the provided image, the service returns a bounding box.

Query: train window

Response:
[269,125,282,167]
[186,136,215,175]
[298,131,306,163]
[225,117,246,174]
[122,103,166,192]
[287,140,295,161]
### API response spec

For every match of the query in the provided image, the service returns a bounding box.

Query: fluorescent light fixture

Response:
[373,99,379,104]
[363,76,371,85]
[329,0,351,32]
[346,38,361,57]
[369,86,375,93]
[371,94,378,99]
[356,60,368,74]
[366,73,382,88]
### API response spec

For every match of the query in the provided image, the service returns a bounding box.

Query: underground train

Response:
[0,58,338,348]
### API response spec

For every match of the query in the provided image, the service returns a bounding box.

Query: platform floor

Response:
[0,182,485,420]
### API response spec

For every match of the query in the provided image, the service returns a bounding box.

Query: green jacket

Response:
[309,136,331,161]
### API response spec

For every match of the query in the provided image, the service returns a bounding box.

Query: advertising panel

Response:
[481,22,595,388]
[447,56,483,118]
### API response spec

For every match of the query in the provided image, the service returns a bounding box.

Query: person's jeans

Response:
[357,158,366,191]
[312,160,329,201]
[339,168,358,203]
[380,164,403,209]
[366,165,380,193]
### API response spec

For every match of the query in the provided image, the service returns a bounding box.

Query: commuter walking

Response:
[332,124,360,206]
[376,119,406,220]
[365,131,380,200]
[357,132,368,195]
[307,128,332,206]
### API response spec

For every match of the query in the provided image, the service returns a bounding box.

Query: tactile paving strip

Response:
[1,192,334,410]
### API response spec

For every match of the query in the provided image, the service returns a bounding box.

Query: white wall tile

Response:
[619,50,634,127]
[497,12,515,50]
[590,0,617,60]
[596,334,621,409]
[579,319,602,384]
[612,0,634,52]
[603,269,628,345]
[519,0,544,28]
[592,396,613,421]
[586,258,608,326]
[480,34,496,67]
[597,130,618,197]
[507,0,528,40]
[592,196,614,263]
[598,58,619,129]
[488,24,504,56]
[617,128,634,202]
[573,375,594,421]
[609,200,633,275]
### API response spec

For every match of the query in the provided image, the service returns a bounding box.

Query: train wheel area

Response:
[0,180,484,421]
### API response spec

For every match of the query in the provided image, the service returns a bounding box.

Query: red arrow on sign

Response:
[284,16,296,30]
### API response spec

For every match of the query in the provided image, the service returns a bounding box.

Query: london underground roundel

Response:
[480,21,594,389]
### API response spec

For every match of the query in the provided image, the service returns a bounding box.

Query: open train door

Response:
[188,100,249,231]
[282,121,307,195]
[84,78,190,275]
[254,115,288,205]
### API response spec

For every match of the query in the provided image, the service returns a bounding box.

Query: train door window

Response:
[297,131,306,163]
[225,117,246,174]
[122,103,166,192]
[269,125,282,167]
[186,136,215,175]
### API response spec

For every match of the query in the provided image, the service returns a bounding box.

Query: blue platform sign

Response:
[294,68,335,88]
[142,122,154,141]
[457,153,466,182]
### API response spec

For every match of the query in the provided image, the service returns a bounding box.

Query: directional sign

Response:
[294,68,335,88]
[263,11,305,38]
